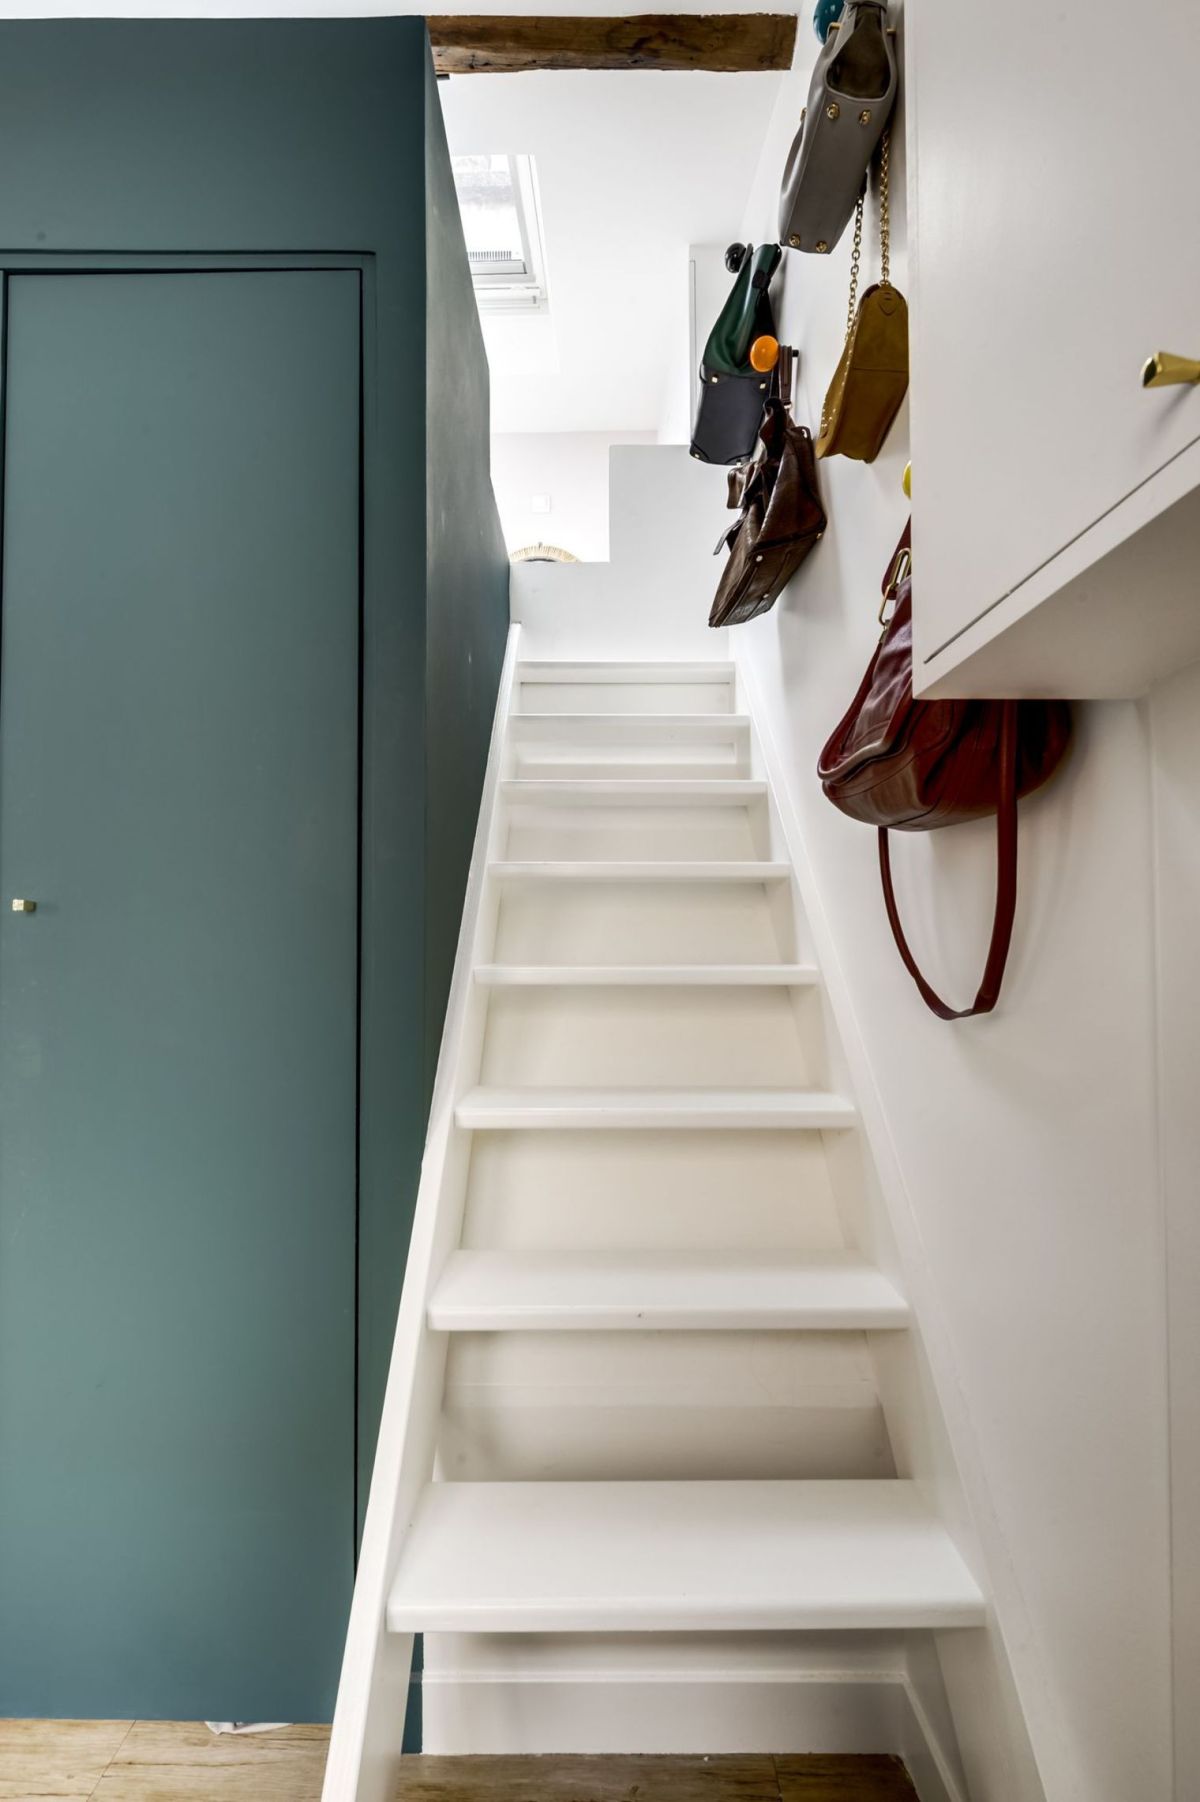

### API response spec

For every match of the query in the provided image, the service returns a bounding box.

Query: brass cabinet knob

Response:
[1142,351,1200,388]
[11,898,37,914]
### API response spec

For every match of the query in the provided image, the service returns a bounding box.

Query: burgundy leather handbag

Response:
[709,346,826,628]
[817,524,1072,1018]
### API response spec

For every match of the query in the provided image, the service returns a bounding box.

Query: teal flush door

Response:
[0,271,361,1718]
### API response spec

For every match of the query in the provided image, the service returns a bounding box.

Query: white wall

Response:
[511,443,730,658]
[439,68,776,436]
[491,431,654,562]
[733,13,1180,1801]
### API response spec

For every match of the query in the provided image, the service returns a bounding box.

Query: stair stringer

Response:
[321,623,524,1802]
[735,653,1050,1802]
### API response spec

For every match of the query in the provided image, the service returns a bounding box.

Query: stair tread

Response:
[517,661,735,682]
[501,779,766,804]
[473,964,819,987]
[385,1479,986,1633]
[489,861,790,882]
[512,763,747,780]
[429,1249,908,1331]
[509,713,751,736]
[455,1087,857,1130]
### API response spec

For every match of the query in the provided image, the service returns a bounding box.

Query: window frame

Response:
[455,153,549,315]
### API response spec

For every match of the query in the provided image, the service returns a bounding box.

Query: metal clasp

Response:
[878,544,911,627]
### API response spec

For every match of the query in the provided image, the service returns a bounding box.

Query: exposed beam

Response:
[427,13,798,74]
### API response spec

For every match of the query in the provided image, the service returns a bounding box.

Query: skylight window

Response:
[451,153,548,314]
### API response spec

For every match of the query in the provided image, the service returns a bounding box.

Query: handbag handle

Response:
[877,700,1019,1020]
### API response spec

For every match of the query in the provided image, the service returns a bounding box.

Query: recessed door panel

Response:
[0,271,360,1716]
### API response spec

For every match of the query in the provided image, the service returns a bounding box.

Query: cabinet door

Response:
[0,271,360,1718]
[908,0,1200,669]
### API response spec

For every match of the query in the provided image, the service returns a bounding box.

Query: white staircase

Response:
[322,642,985,1802]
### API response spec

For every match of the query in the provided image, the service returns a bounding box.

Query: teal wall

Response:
[0,20,509,1720]
[423,58,513,1072]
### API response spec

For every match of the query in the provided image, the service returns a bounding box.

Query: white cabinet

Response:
[907,0,1200,698]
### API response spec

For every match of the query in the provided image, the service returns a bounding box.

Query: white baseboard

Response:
[420,1670,966,1802]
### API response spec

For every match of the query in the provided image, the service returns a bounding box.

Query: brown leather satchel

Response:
[817,524,1072,1018]
[816,130,908,464]
[709,347,826,629]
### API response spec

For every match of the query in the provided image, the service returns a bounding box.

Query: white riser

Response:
[501,780,768,805]
[425,1628,910,1683]
[440,1329,889,1480]
[460,1131,845,1253]
[514,681,734,715]
[386,1480,986,1633]
[438,1396,894,1483]
[493,881,792,965]
[512,756,748,778]
[515,660,736,684]
[503,804,765,863]
[509,719,750,776]
[442,1324,877,1411]
[509,714,751,744]
[421,1675,914,1764]
[478,987,824,1090]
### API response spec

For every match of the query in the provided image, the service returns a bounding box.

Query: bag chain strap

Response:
[878,124,891,287]
[821,125,890,438]
[843,122,891,346]
[844,192,865,341]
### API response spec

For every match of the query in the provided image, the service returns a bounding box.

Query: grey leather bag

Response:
[778,0,897,256]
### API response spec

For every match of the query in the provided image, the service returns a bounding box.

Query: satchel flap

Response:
[844,283,909,374]
[755,424,827,550]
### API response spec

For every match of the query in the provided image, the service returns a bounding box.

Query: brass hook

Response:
[1142,351,1200,388]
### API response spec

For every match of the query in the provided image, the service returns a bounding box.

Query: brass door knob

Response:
[11,898,37,914]
[1142,351,1200,388]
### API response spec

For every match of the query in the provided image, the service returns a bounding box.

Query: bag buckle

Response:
[879,544,911,626]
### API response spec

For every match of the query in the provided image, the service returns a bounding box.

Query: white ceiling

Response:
[439,68,781,435]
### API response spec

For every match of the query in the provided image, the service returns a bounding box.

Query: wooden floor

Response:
[390,1756,919,1801]
[0,1724,918,1802]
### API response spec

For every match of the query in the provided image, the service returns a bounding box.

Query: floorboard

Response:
[391,1754,920,1802]
[393,1755,779,1802]
[774,1756,918,1800]
[0,1721,328,1801]
[0,1720,133,1800]
[0,1726,919,1801]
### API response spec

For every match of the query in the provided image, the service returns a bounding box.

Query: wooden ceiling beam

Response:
[427,14,798,75]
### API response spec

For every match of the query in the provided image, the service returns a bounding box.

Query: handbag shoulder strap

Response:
[877,124,891,288]
[877,700,1019,1019]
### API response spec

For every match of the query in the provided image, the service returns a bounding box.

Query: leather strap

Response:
[877,700,1019,1020]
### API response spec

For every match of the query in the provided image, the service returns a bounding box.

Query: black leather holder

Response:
[689,368,771,466]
